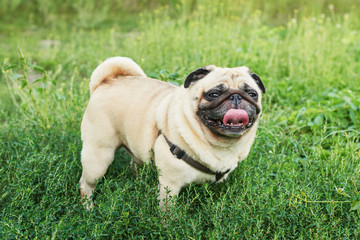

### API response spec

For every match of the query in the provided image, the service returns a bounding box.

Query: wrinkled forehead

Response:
[204,66,260,91]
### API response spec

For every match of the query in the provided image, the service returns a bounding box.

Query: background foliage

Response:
[1,0,359,239]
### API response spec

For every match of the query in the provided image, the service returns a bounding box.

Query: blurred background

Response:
[0,0,358,27]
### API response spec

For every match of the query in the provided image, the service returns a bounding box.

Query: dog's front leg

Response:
[158,176,182,210]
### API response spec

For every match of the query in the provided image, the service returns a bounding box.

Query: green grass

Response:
[1,0,360,239]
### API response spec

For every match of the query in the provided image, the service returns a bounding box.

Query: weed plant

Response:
[1,0,359,239]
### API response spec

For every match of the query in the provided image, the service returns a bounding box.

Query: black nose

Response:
[229,94,242,106]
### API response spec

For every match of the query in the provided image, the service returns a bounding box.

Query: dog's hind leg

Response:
[79,143,116,209]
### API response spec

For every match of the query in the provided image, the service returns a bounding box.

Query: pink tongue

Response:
[223,109,249,126]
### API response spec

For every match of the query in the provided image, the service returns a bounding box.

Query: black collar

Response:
[159,131,230,182]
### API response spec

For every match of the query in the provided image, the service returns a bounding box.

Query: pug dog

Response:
[79,57,265,208]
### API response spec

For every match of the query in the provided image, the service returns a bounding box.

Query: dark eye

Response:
[208,92,220,98]
[248,91,257,99]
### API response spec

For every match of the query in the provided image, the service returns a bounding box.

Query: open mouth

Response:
[201,109,255,136]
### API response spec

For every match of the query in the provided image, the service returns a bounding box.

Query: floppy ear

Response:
[184,68,211,88]
[250,72,266,94]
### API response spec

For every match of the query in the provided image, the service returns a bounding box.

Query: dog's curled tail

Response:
[89,57,146,94]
